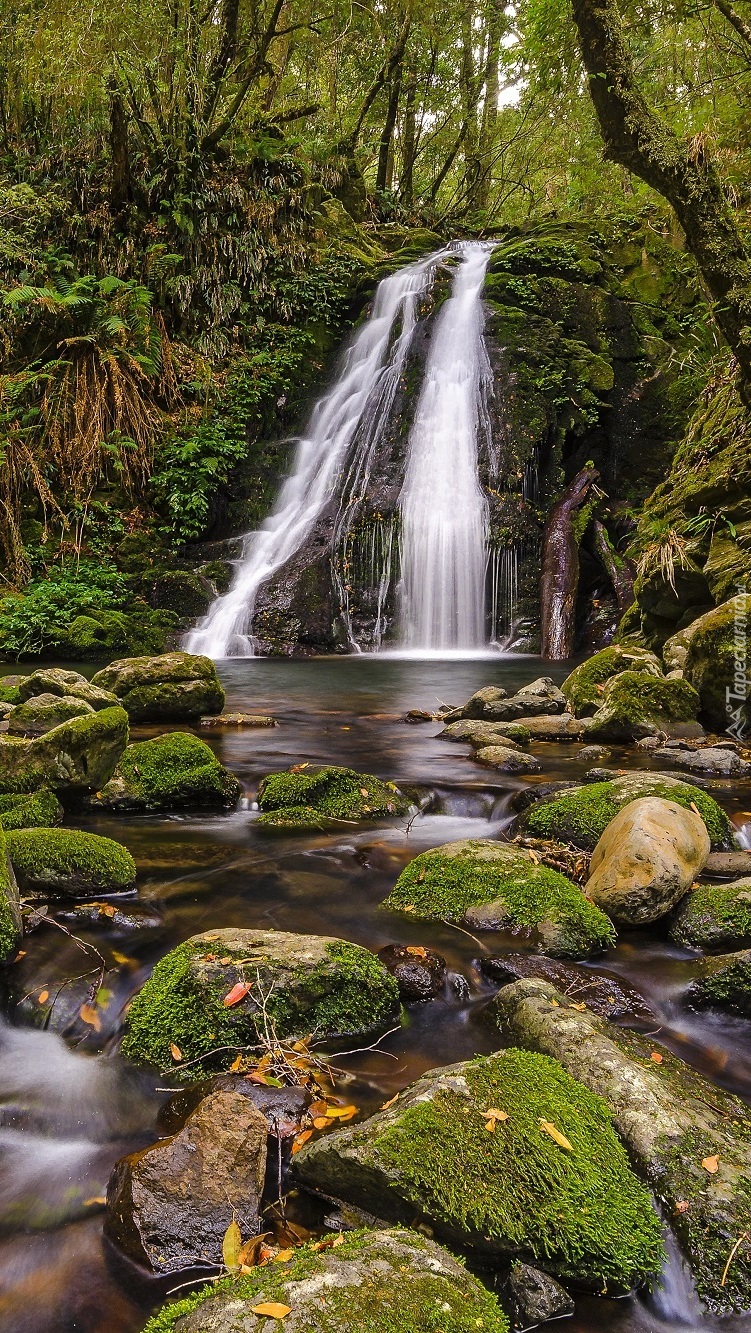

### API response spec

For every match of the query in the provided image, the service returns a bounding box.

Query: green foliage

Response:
[0,827,21,961]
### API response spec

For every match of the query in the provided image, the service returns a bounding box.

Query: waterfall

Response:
[397,242,495,650]
[186,247,449,658]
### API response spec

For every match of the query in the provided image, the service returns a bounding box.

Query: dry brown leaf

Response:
[308,1100,329,1116]
[237,1234,272,1268]
[540,1119,573,1151]
[250,1302,291,1319]
[79,1003,101,1031]
[222,1219,242,1272]
[406,946,428,958]
[229,1054,243,1072]
[570,1002,587,1011]
[674,1200,690,1214]
[702,1154,720,1174]
[360,788,369,797]
[312,1116,332,1130]
[403,904,416,912]
[528,849,540,864]
[650,1051,663,1064]
[219,956,232,965]
[37,990,49,1005]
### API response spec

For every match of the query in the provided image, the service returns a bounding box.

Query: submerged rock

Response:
[492,977,751,1314]
[687,949,751,1016]
[561,646,662,717]
[671,878,751,950]
[121,927,400,1073]
[257,765,409,827]
[17,669,118,711]
[585,797,710,926]
[519,773,734,851]
[0,706,129,796]
[142,1228,510,1333]
[105,1089,267,1274]
[90,732,241,812]
[6,828,137,896]
[91,651,224,722]
[199,712,276,728]
[479,953,655,1025]
[378,943,447,1001]
[582,670,700,742]
[474,745,542,773]
[7,693,94,737]
[383,839,615,958]
[0,791,63,831]
[440,719,528,747]
[505,1261,574,1329]
[293,1048,664,1291]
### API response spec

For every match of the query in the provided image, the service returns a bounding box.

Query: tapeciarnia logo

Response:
[726,584,749,740]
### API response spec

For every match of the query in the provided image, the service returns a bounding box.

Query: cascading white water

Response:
[397,242,495,650]
[186,248,449,657]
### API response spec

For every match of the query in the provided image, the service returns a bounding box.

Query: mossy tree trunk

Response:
[572,0,751,396]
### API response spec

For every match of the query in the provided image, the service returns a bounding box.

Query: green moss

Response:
[97,732,241,811]
[256,804,330,830]
[0,685,21,706]
[5,828,136,893]
[524,778,731,850]
[0,828,21,961]
[0,792,63,830]
[598,670,699,724]
[142,1229,509,1333]
[692,954,751,1015]
[258,765,409,822]
[384,840,615,956]
[671,881,751,950]
[562,646,661,715]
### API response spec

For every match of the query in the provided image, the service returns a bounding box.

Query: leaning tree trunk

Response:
[540,467,600,660]
[592,518,634,612]
[572,0,751,395]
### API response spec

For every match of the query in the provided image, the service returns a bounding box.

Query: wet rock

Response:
[6,828,137,896]
[91,651,224,722]
[577,744,611,763]
[651,744,751,778]
[8,693,94,737]
[293,1049,663,1291]
[142,1228,511,1333]
[492,976,751,1314]
[704,850,751,878]
[585,797,710,926]
[89,731,241,813]
[383,839,615,959]
[687,949,751,1016]
[447,684,509,720]
[510,782,573,814]
[670,878,751,950]
[0,706,129,797]
[17,669,118,711]
[56,901,162,932]
[121,927,400,1074]
[480,954,655,1025]
[404,708,435,723]
[516,714,584,740]
[105,1088,267,1274]
[199,712,277,728]
[0,791,63,831]
[440,719,527,748]
[505,1261,574,1328]
[378,943,447,1001]
[583,671,700,743]
[160,1076,311,1142]
[519,773,734,851]
[484,677,567,721]
[662,624,695,673]
[562,646,663,717]
[682,596,751,732]
[257,765,409,827]
[475,745,543,774]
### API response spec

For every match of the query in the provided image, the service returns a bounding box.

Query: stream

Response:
[1,654,749,1333]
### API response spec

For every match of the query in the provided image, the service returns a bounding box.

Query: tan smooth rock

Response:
[586,796,710,925]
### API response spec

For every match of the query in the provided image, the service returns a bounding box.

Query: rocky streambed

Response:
[0,651,750,1333]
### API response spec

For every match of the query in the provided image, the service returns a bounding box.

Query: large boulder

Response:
[293,1049,663,1292]
[445,684,509,720]
[582,670,700,742]
[585,797,710,926]
[7,693,94,737]
[0,828,21,962]
[91,651,224,722]
[0,792,63,831]
[474,745,542,773]
[382,839,615,959]
[257,765,410,829]
[121,928,400,1073]
[561,646,662,716]
[0,706,129,796]
[491,977,751,1314]
[482,677,567,721]
[687,949,751,1017]
[17,668,118,711]
[105,1089,267,1274]
[142,1229,510,1333]
[6,828,136,896]
[519,773,734,851]
[90,732,241,812]
[671,877,751,950]
[682,595,751,733]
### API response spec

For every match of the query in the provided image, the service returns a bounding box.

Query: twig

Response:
[721,1231,748,1286]
[326,1025,402,1060]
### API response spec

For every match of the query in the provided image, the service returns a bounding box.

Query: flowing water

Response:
[1,656,750,1332]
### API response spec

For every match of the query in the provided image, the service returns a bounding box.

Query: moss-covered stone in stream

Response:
[0,791,63,831]
[683,595,751,733]
[670,879,751,950]
[0,828,22,961]
[0,705,129,795]
[120,928,400,1074]
[521,775,733,851]
[293,1049,664,1292]
[687,949,751,1016]
[6,828,136,895]
[257,765,409,825]
[142,1228,510,1333]
[561,645,662,716]
[383,839,615,958]
[256,803,330,831]
[583,669,700,741]
[90,732,241,813]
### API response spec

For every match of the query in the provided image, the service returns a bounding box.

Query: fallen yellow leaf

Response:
[222,1219,242,1272]
[482,1108,509,1122]
[540,1119,573,1151]
[570,1002,587,1011]
[84,1196,106,1207]
[250,1303,291,1319]
[324,1104,359,1119]
[275,1248,294,1263]
[170,1042,183,1062]
[702,1154,720,1174]
[229,1054,243,1072]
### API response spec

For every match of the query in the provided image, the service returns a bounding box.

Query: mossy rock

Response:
[147,570,213,620]
[257,765,409,825]
[0,828,21,961]
[58,606,177,660]
[683,596,751,734]
[383,839,615,959]
[0,792,63,831]
[687,949,751,1017]
[142,1228,509,1333]
[521,774,733,851]
[91,652,224,722]
[670,878,751,951]
[121,927,400,1075]
[0,680,22,706]
[256,804,331,831]
[293,1049,664,1292]
[0,706,129,796]
[7,693,94,737]
[91,732,241,813]
[583,670,699,742]
[6,828,136,896]
[17,668,117,711]
[561,646,662,717]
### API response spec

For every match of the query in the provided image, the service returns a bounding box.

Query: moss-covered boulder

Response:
[17,668,118,711]
[6,828,136,896]
[492,977,751,1314]
[142,1228,510,1333]
[0,706,129,796]
[671,878,751,951]
[687,950,751,1017]
[561,645,662,716]
[583,670,699,742]
[293,1050,664,1292]
[0,828,21,961]
[121,927,400,1073]
[91,732,241,813]
[7,693,94,737]
[0,675,22,706]
[91,652,224,722]
[383,839,615,958]
[520,773,733,851]
[257,765,410,827]
[682,595,751,733]
[0,792,63,831]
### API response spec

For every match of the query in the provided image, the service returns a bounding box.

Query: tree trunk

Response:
[572,0,751,394]
[592,519,635,612]
[460,5,481,207]
[376,67,402,194]
[108,82,132,216]
[476,0,504,211]
[400,64,417,205]
[540,467,600,660]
